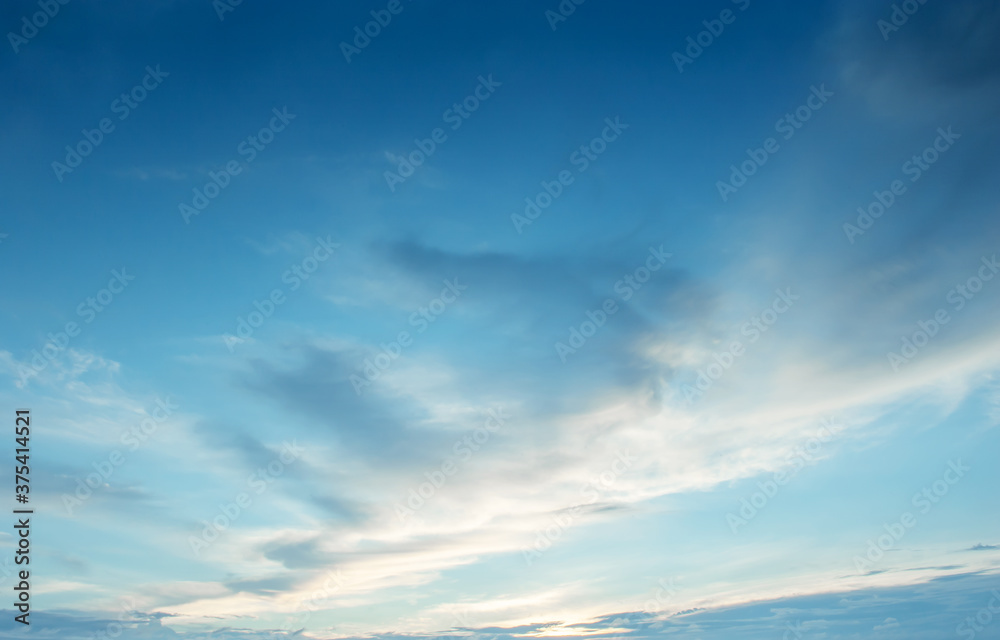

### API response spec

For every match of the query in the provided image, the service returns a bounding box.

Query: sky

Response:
[1,0,999,638]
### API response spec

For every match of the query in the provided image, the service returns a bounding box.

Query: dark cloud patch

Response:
[379,239,693,334]
[374,239,701,412]
[260,536,331,571]
[833,0,1000,122]
[303,491,370,524]
[196,421,298,474]
[241,344,450,466]
[242,240,704,471]
[882,0,1000,94]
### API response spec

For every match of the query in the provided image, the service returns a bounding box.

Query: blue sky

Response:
[1,0,999,638]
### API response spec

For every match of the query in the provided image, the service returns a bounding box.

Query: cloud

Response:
[833,0,1000,125]
[241,343,454,464]
[873,617,900,630]
[155,225,1000,633]
[11,570,1000,639]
